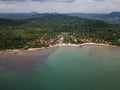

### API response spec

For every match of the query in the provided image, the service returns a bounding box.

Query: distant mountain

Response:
[0,12,39,19]
[99,12,120,18]
[64,12,120,24]
[0,12,119,24]
[64,13,105,18]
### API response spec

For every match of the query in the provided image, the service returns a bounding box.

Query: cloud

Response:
[0,0,25,1]
[0,0,120,13]
[32,0,76,3]
[92,0,106,2]
[0,0,76,3]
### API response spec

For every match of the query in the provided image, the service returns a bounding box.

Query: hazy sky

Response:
[0,0,120,13]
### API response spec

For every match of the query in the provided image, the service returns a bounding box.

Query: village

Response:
[24,32,110,49]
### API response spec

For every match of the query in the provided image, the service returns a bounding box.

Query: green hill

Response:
[0,14,120,50]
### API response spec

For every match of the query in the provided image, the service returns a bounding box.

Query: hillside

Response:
[65,12,120,24]
[0,14,120,50]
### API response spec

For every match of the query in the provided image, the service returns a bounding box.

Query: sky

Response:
[0,0,120,13]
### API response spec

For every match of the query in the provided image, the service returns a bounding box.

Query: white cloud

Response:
[0,0,119,13]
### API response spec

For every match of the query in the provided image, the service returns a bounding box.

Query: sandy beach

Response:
[0,43,119,54]
[50,43,120,48]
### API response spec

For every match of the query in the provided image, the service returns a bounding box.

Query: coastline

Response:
[0,43,119,53]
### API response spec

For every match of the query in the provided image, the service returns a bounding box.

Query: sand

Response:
[0,43,119,54]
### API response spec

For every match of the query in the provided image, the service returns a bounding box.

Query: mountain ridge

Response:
[64,12,120,24]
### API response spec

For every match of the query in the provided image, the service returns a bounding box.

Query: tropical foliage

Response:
[0,14,120,50]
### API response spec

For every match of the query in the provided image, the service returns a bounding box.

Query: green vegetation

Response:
[0,14,120,50]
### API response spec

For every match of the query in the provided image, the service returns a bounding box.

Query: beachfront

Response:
[0,43,119,54]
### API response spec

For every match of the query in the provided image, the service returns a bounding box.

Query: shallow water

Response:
[0,45,120,90]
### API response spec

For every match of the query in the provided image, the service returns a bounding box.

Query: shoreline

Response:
[0,43,119,53]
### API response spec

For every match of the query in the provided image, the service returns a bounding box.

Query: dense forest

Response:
[0,14,120,50]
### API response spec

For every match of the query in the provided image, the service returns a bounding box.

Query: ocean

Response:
[0,45,120,90]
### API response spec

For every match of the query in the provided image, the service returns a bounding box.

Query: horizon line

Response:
[0,11,120,14]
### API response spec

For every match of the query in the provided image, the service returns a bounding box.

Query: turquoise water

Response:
[0,45,120,90]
